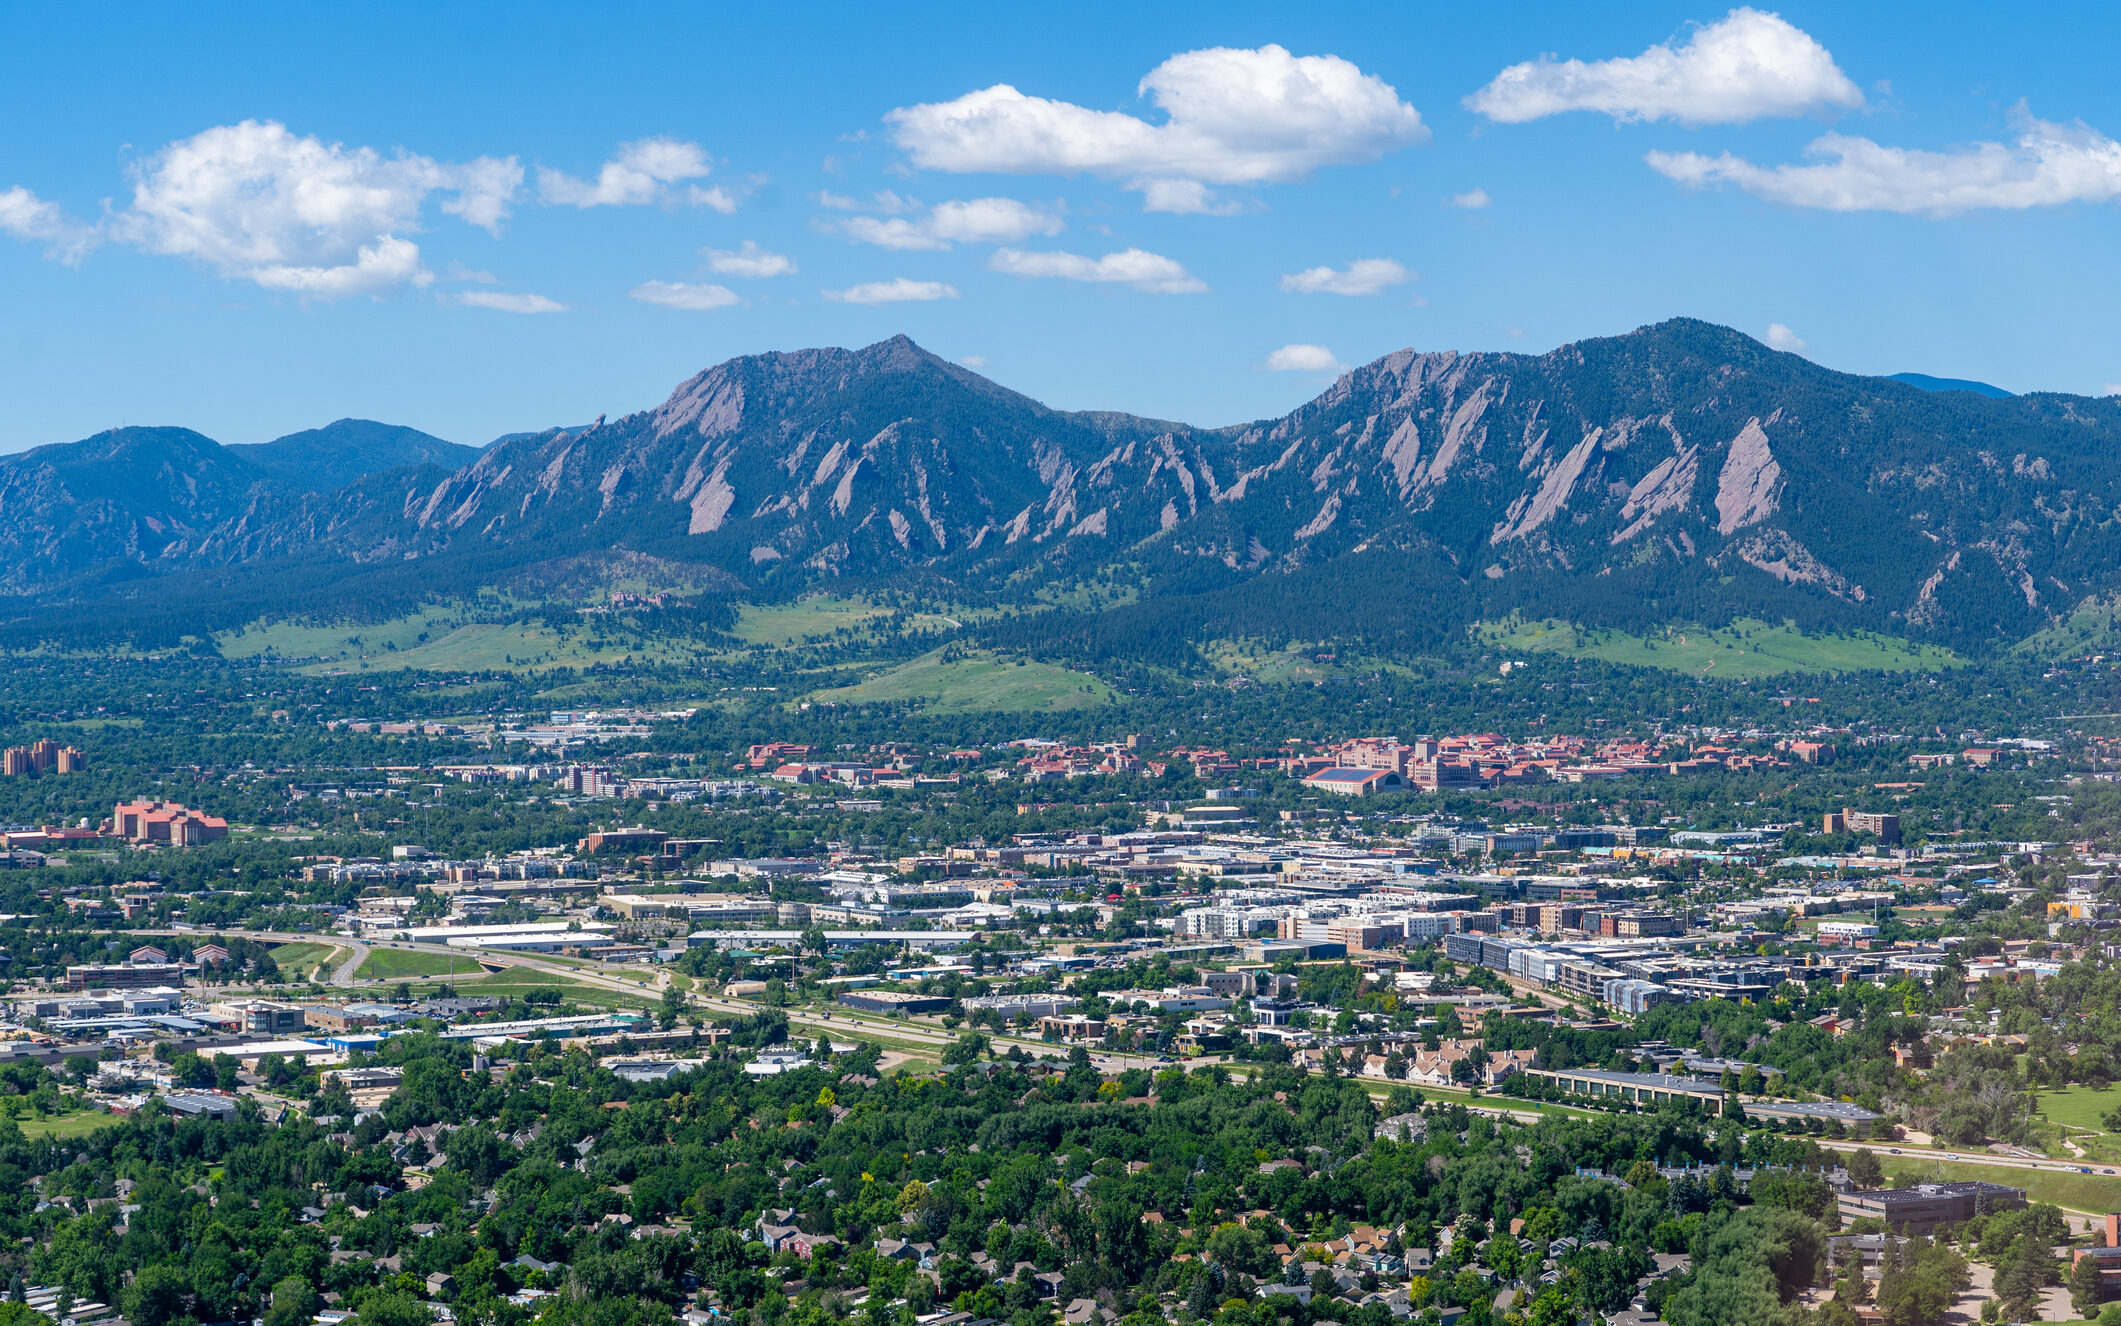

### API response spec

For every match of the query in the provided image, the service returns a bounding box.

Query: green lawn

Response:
[14,1110,123,1139]
[356,948,483,980]
[2039,1084,2121,1133]
[1880,1156,2121,1212]
[809,648,1113,712]
[1477,617,1965,679]
[404,971,662,1009]
[270,942,343,978]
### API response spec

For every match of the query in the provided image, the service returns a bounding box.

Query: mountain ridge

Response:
[229,419,481,492]
[8,319,2121,656]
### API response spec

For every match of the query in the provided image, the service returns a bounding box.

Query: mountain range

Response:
[8,319,2121,655]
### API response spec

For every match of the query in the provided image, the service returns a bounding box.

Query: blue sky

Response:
[4,1,2120,452]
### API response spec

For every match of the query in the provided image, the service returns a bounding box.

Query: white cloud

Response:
[960,355,991,370]
[989,246,1207,293]
[1764,322,1806,351]
[1647,110,2121,213]
[815,189,917,213]
[704,241,795,278]
[823,278,961,304]
[1449,188,1492,209]
[251,236,432,297]
[1468,8,1862,125]
[1138,179,1244,215]
[0,186,97,262]
[537,137,715,207]
[1265,343,1344,372]
[629,280,742,310]
[105,120,523,296]
[688,184,739,214]
[451,290,567,314]
[836,197,1065,251]
[887,44,1425,211]
[2105,383,2121,397]
[1278,258,1411,296]
[439,155,527,231]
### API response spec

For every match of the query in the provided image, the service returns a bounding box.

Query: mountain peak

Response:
[230,418,478,491]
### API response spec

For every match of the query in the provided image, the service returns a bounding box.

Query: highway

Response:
[96,932,2121,1199]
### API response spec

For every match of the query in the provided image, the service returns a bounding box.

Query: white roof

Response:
[398,920,611,940]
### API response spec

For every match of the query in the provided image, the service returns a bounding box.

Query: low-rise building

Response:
[1836,1182,2025,1233]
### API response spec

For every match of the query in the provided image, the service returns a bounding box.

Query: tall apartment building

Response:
[1,739,81,776]
[1847,811,1901,844]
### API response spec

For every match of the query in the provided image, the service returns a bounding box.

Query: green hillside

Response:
[1479,618,1965,679]
[808,648,1113,712]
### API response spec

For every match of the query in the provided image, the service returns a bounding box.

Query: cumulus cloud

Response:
[1468,8,1862,125]
[704,241,795,278]
[960,355,991,370]
[1278,258,1412,296]
[451,290,567,314]
[1764,322,1806,351]
[837,196,1065,250]
[1449,188,1492,209]
[1265,344,1345,372]
[0,186,98,262]
[988,246,1207,293]
[103,121,526,297]
[823,278,961,304]
[629,280,742,310]
[1647,110,2121,213]
[537,137,715,207]
[887,44,1425,211]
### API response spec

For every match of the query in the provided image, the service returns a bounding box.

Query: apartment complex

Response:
[2,739,84,776]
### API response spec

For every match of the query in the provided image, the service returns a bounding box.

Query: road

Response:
[330,941,370,986]
[1814,1135,2121,1181]
[112,935,2121,1194]
[130,928,669,1000]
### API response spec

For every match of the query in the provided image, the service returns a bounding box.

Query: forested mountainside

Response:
[7,320,2121,653]
[228,419,478,492]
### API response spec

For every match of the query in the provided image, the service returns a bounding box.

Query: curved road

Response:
[118,929,2121,1209]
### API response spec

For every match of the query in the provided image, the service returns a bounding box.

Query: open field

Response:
[269,943,343,979]
[809,648,1113,712]
[1880,1156,2121,1211]
[404,971,661,1008]
[357,948,483,980]
[1200,640,1348,686]
[730,596,961,647]
[14,1110,124,1140]
[217,603,706,674]
[2039,1084,2121,1133]
[2019,594,2121,658]
[1479,617,1966,679]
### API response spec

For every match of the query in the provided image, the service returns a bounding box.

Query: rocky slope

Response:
[9,320,2121,648]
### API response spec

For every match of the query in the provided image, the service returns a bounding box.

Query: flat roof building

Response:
[1837,1182,2025,1234]
[838,990,951,1015]
[1525,1067,1727,1114]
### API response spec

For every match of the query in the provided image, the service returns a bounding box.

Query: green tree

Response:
[123,1265,190,1326]
[2072,1253,2105,1320]
[266,1277,320,1326]
[1847,1147,1886,1189]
